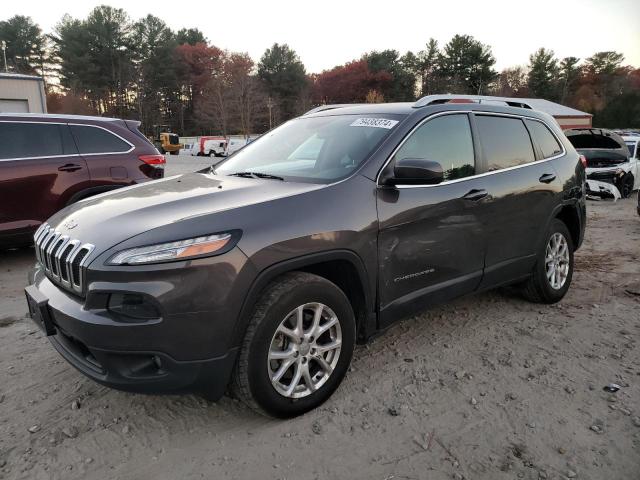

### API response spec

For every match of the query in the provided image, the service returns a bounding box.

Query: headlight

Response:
[108,233,233,265]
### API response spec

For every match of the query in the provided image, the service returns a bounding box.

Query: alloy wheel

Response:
[268,303,342,399]
[545,232,570,290]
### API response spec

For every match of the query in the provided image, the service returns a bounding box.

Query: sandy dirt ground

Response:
[0,195,639,480]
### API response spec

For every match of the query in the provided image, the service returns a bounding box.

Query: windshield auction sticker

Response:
[350,118,399,129]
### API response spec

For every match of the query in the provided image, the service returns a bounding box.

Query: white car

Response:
[623,135,640,181]
[566,128,638,198]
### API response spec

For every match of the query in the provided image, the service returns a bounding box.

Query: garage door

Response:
[0,99,29,113]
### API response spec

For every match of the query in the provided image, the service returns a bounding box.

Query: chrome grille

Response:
[34,223,95,295]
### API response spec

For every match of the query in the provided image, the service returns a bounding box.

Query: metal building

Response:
[412,95,593,130]
[514,98,592,130]
[0,73,47,113]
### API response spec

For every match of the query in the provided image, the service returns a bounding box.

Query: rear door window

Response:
[70,125,132,154]
[393,114,475,181]
[476,116,535,171]
[0,122,74,159]
[525,120,563,159]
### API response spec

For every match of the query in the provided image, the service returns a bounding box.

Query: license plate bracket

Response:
[25,285,56,336]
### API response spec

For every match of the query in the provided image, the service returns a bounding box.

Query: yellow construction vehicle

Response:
[150,125,182,155]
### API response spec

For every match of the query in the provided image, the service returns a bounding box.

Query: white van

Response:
[225,138,249,156]
[203,138,227,157]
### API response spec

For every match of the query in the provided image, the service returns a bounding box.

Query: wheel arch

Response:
[231,250,376,348]
[550,202,583,251]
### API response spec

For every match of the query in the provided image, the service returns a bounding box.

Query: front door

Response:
[376,113,487,327]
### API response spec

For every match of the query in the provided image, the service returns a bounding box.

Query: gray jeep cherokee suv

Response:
[25,95,586,417]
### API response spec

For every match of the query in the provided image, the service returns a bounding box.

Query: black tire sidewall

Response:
[535,219,574,302]
[246,280,355,418]
[621,174,634,198]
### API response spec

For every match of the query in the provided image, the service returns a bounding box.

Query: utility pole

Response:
[267,96,274,130]
[1,41,7,72]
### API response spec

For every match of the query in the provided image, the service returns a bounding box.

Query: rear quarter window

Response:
[525,120,563,159]
[70,125,132,154]
[476,116,535,171]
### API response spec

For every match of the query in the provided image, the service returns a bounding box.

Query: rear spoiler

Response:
[123,119,156,148]
[123,119,142,132]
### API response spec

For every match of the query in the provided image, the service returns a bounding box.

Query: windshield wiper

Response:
[228,171,285,181]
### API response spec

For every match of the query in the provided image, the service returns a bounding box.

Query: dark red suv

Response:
[0,114,165,249]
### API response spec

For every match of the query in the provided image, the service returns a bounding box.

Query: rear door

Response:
[376,113,487,326]
[474,114,562,288]
[0,121,89,236]
[69,124,137,186]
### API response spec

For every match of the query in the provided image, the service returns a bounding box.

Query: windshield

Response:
[214,114,404,183]
[626,142,635,156]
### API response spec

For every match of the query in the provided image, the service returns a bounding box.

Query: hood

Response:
[46,172,322,249]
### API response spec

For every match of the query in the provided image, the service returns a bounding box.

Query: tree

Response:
[584,51,624,75]
[492,66,528,97]
[176,28,207,46]
[527,48,559,100]
[365,89,384,103]
[257,43,307,122]
[438,35,496,94]
[226,53,264,137]
[592,92,640,128]
[0,15,46,75]
[364,49,416,101]
[131,15,178,130]
[46,91,95,115]
[311,59,391,104]
[51,7,136,116]
[415,38,441,96]
[558,56,580,103]
[174,42,224,133]
[584,51,629,106]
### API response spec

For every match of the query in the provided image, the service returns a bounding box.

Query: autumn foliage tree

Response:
[311,60,391,104]
[5,7,637,135]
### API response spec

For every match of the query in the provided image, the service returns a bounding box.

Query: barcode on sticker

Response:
[350,118,398,129]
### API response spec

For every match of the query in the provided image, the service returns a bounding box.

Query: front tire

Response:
[619,173,634,198]
[232,272,355,418]
[521,219,574,303]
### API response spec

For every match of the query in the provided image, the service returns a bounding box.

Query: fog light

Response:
[107,293,160,321]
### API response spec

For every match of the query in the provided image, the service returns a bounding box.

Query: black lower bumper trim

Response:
[49,331,238,401]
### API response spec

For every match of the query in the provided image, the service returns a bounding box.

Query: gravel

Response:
[0,194,638,479]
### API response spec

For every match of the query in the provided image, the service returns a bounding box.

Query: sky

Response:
[4,0,640,73]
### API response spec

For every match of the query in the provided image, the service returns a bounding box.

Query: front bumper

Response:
[585,167,630,195]
[24,249,253,399]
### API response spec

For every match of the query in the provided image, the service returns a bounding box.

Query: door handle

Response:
[58,163,82,172]
[462,189,488,201]
[539,173,556,184]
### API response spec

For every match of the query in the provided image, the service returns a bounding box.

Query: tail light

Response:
[139,154,166,166]
[579,155,587,168]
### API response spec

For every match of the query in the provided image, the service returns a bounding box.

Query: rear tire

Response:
[232,272,355,418]
[521,219,574,304]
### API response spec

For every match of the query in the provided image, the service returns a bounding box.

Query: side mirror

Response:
[383,158,444,185]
